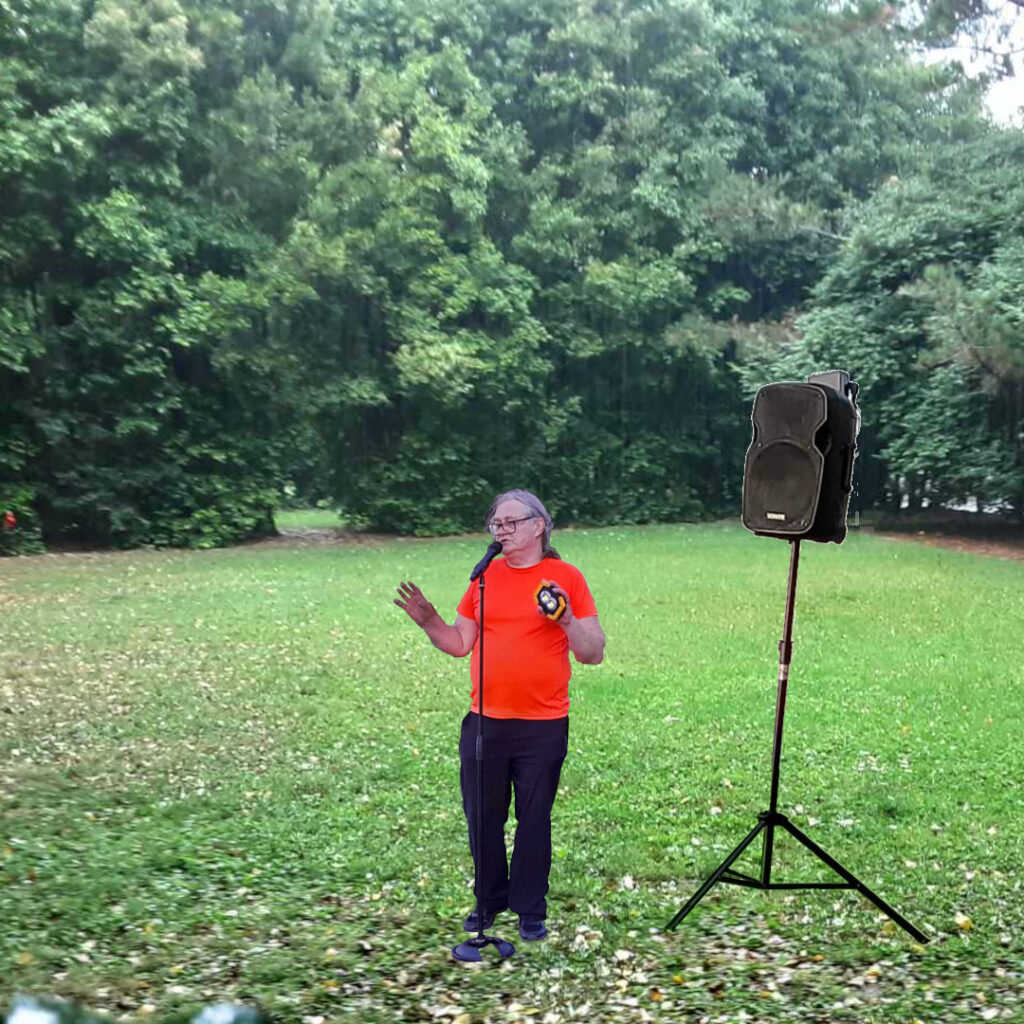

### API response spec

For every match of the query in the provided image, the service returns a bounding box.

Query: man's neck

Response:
[504,547,544,569]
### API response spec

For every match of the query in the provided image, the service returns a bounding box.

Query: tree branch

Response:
[797,226,850,243]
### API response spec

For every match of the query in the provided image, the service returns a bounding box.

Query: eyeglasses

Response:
[487,515,537,536]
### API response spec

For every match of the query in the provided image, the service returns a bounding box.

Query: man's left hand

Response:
[538,581,574,626]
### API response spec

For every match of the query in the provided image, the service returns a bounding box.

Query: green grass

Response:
[273,508,346,531]
[1,523,1022,1022]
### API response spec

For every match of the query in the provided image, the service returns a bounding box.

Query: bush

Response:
[0,485,46,556]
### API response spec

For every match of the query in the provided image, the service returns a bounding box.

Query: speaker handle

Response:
[841,444,855,494]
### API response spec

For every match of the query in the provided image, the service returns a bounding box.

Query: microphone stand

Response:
[452,549,515,962]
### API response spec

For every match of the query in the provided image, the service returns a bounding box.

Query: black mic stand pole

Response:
[667,539,927,942]
[453,557,515,962]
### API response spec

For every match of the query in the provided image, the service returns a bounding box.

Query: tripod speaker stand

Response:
[666,538,927,942]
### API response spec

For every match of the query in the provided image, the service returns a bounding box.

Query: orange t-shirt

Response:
[456,556,598,720]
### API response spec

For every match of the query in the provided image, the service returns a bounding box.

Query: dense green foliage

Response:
[737,132,1024,512]
[0,0,1019,551]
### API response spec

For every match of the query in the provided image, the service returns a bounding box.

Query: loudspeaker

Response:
[742,370,860,544]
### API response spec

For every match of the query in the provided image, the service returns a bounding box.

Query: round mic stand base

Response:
[452,935,516,962]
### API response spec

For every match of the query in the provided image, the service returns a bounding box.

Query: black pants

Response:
[459,712,568,921]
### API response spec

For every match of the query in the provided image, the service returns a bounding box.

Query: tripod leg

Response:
[779,818,928,943]
[667,819,767,930]
[760,819,775,887]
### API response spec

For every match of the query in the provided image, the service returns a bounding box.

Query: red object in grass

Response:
[3,511,15,531]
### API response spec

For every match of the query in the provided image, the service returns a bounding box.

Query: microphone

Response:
[470,540,503,581]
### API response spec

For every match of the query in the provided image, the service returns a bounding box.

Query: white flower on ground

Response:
[8,998,61,1024]
[193,1006,266,1024]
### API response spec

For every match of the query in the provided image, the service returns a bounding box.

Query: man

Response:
[394,488,605,941]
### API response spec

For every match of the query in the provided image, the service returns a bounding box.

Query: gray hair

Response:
[486,488,561,560]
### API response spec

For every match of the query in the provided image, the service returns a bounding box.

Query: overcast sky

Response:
[986,70,1024,124]
[925,1,1024,126]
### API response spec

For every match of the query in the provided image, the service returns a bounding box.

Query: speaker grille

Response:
[756,383,830,442]
[743,443,820,533]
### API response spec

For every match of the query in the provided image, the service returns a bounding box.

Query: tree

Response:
[736,131,1024,513]
[0,0,1002,550]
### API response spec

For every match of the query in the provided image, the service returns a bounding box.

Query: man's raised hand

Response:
[394,581,438,627]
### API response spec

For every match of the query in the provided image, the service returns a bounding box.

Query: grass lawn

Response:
[273,509,346,532]
[1,523,1022,1022]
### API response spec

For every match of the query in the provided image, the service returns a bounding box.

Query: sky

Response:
[986,71,1024,124]
[926,1,1024,126]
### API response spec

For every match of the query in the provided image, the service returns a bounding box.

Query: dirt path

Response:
[28,521,1024,562]
[270,522,1024,562]
[873,529,1024,561]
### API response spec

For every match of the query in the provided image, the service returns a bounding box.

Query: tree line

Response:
[1,0,1021,554]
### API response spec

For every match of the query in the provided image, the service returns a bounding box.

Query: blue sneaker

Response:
[463,906,502,932]
[518,917,547,941]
